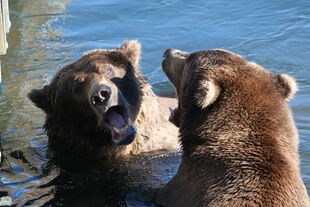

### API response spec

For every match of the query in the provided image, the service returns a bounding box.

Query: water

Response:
[0,0,309,206]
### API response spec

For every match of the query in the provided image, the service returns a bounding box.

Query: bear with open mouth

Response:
[28,41,179,160]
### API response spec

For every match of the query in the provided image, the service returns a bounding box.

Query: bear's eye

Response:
[98,64,114,78]
[74,85,83,95]
[106,67,113,78]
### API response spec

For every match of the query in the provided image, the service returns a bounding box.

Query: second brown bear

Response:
[156,48,309,207]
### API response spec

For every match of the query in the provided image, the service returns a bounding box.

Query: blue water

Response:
[0,0,309,206]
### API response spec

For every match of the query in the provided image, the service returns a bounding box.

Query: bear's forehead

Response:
[76,51,130,71]
[62,52,130,75]
[188,49,246,69]
[187,50,269,77]
[85,50,130,66]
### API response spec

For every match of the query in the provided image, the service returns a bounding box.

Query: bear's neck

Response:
[176,105,303,206]
[181,101,297,156]
[179,104,300,181]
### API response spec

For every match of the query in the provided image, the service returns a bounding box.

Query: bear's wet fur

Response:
[28,41,179,160]
[156,48,309,206]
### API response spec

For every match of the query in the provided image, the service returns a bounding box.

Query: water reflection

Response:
[1,147,180,206]
[0,0,309,206]
[0,0,71,205]
[16,158,132,206]
[1,0,72,134]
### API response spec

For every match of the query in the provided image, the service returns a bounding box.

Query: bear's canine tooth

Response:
[113,121,131,135]
[113,127,121,134]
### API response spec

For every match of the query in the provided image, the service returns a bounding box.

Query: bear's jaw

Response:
[102,105,136,145]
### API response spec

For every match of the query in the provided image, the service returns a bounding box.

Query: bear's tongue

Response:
[104,108,136,145]
[106,111,126,129]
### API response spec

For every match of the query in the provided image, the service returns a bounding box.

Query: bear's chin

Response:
[110,122,136,145]
[102,105,136,146]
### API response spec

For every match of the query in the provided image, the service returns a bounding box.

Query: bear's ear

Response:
[195,79,221,108]
[28,86,52,113]
[119,40,141,67]
[275,74,298,100]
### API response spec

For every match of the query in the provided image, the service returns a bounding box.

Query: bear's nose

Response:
[91,85,111,107]
[163,48,189,58]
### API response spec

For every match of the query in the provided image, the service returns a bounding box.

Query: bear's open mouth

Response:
[102,106,136,145]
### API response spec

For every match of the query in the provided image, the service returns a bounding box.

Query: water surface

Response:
[0,0,309,206]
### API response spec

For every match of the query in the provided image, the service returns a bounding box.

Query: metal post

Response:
[0,0,11,83]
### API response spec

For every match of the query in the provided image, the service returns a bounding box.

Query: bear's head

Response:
[29,41,145,153]
[163,48,297,128]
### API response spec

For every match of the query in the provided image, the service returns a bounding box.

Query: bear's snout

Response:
[91,84,111,107]
[162,48,189,93]
[163,48,189,58]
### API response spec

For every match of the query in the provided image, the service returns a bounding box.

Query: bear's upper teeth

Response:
[113,122,131,135]
[113,127,121,134]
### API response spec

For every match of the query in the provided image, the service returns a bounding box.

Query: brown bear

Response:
[28,40,179,160]
[156,48,310,207]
